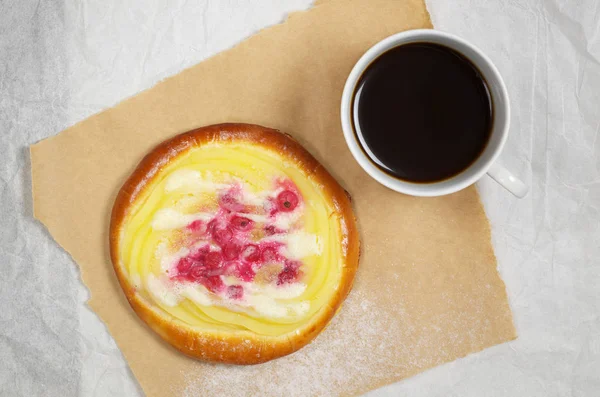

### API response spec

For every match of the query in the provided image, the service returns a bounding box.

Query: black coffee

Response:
[352,42,493,183]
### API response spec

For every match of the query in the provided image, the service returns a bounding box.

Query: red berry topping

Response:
[276,190,299,212]
[212,227,233,246]
[206,219,217,233]
[203,276,225,293]
[264,225,284,235]
[227,285,244,300]
[176,257,194,274]
[264,225,276,235]
[277,261,301,285]
[189,265,206,280]
[261,247,278,263]
[230,261,255,282]
[189,245,209,261]
[204,251,223,268]
[219,194,244,212]
[222,242,241,260]
[277,267,298,285]
[231,216,254,232]
[241,244,260,262]
[187,220,203,232]
[205,266,227,277]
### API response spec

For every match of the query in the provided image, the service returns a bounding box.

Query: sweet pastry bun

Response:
[109,123,359,364]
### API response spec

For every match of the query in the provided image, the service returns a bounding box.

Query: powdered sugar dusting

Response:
[179,290,412,397]
[177,257,513,396]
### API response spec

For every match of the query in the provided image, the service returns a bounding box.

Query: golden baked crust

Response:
[109,123,359,364]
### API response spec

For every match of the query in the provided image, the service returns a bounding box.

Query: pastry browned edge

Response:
[109,123,360,364]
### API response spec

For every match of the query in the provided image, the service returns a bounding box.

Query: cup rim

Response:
[340,29,511,197]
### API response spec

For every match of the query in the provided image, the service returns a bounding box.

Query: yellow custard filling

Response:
[118,142,344,337]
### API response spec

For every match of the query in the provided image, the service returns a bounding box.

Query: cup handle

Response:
[486,163,528,198]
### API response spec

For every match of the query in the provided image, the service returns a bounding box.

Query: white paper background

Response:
[1,0,599,395]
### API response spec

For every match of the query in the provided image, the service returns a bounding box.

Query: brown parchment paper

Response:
[30,0,516,395]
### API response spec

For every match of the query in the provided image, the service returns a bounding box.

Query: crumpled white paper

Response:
[1,0,598,396]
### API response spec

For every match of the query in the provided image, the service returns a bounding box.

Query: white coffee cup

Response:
[341,29,528,198]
